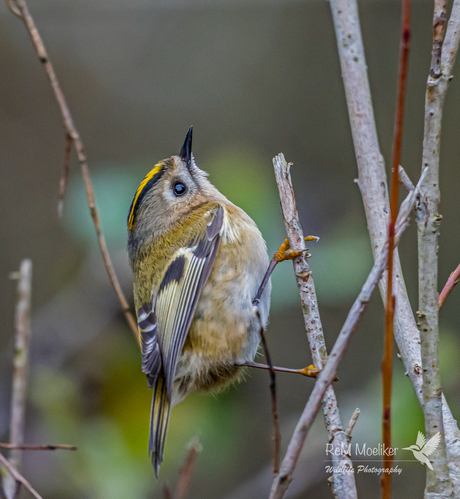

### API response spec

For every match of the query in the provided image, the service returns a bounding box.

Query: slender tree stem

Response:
[329,0,460,491]
[5,260,32,499]
[417,0,459,495]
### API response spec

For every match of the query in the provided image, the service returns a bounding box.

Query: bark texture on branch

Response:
[329,0,460,493]
[4,260,32,499]
[417,0,460,496]
[272,154,357,499]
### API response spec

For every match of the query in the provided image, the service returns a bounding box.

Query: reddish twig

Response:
[381,0,410,497]
[439,263,460,309]
[6,0,139,345]
[0,444,76,451]
[163,484,173,499]
[174,439,201,499]
[256,312,281,476]
[0,454,42,499]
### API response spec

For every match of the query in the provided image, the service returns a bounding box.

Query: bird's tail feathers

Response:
[149,376,171,477]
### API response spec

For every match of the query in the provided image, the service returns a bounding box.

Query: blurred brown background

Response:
[1,0,460,497]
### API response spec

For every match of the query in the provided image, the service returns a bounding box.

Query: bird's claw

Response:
[299,364,321,379]
[274,236,319,263]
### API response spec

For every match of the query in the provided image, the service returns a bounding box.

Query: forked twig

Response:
[5,0,139,344]
[269,166,425,499]
[329,0,460,490]
[272,154,357,499]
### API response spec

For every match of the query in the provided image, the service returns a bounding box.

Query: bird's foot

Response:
[274,236,319,263]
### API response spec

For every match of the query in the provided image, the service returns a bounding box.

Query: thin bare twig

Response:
[271,154,357,499]
[6,0,139,344]
[345,409,360,437]
[398,165,415,193]
[382,0,410,496]
[269,167,421,499]
[4,260,32,499]
[257,313,281,475]
[0,444,76,451]
[439,263,460,309]
[239,361,324,380]
[174,438,202,499]
[0,455,42,499]
[329,0,460,491]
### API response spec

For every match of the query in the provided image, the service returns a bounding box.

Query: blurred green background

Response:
[1,0,460,497]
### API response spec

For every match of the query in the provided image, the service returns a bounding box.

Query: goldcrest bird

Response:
[127,127,271,475]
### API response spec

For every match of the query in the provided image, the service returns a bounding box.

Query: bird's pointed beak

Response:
[179,126,193,167]
[402,447,411,451]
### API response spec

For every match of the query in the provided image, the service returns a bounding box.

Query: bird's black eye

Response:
[172,181,187,197]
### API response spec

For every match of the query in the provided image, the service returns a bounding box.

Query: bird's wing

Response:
[416,431,426,449]
[423,432,441,457]
[137,304,161,389]
[139,206,224,397]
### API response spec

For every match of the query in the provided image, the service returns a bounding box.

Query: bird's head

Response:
[127,127,222,244]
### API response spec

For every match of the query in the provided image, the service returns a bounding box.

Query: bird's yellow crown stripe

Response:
[128,162,163,229]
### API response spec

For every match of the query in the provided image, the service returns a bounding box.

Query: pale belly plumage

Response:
[171,222,271,406]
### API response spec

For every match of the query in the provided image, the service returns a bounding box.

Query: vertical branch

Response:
[4,260,32,499]
[417,0,459,495]
[329,0,460,492]
[272,154,357,499]
[6,0,139,344]
[381,0,410,497]
[269,171,421,499]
